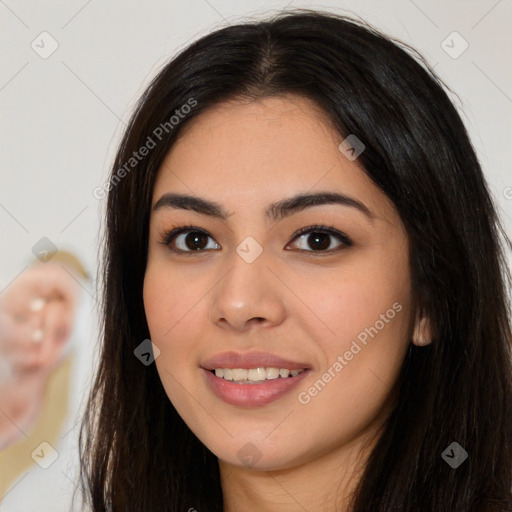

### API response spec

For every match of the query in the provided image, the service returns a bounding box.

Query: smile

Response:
[202,367,310,406]
[213,367,305,383]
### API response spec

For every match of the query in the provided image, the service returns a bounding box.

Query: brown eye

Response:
[181,231,210,251]
[288,225,353,253]
[305,232,331,251]
[159,226,221,253]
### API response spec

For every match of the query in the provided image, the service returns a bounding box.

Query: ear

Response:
[412,311,432,347]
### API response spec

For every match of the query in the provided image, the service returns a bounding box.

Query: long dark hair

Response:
[79,9,512,511]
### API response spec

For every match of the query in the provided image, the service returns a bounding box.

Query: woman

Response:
[79,9,512,511]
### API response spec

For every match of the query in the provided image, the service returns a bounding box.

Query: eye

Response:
[158,225,220,253]
[287,225,353,253]
[158,223,353,254]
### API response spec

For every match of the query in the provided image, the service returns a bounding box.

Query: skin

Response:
[143,94,426,511]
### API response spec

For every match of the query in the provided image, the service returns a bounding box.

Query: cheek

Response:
[294,254,411,427]
[143,265,206,425]
[143,262,208,385]
[143,262,207,344]
[298,255,411,416]
[143,267,191,383]
[304,259,410,352]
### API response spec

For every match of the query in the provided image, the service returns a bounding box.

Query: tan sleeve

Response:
[42,250,89,281]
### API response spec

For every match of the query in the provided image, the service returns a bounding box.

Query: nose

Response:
[209,247,286,333]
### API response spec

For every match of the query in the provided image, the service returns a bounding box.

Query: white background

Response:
[0,1,511,510]
[1,0,511,289]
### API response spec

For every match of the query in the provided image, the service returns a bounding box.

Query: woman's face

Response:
[144,94,414,471]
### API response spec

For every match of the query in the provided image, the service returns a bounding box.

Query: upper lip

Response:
[201,351,311,371]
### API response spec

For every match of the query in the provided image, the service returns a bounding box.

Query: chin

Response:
[204,435,310,472]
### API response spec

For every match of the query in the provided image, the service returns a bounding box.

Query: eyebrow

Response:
[152,191,375,222]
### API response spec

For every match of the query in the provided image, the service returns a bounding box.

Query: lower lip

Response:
[202,368,310,407]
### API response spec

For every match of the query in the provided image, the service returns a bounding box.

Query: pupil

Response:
[309,233,329,250]
[186,232,207,250]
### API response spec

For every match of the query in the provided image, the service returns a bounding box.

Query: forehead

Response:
[151,94,398,223]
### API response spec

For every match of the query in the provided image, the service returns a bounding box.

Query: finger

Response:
[0,303,53,374]
[22,263,81,305]
[0,263,80,316]
[37,301,72,371]
[1,303,44,346]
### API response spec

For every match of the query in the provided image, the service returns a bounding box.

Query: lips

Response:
[200,351,312,407]
[201,351,311,371]
[202,367,310,407]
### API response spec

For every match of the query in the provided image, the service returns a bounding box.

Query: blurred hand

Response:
[0,261,81,378]
[0,261,82,449]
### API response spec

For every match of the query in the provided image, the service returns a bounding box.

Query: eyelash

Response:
[157,223,353,256]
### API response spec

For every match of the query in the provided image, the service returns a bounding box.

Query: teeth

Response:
[266,367,280,379]
[213,367,305,382]
[232,368,247,381]
[248,368,266,381]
